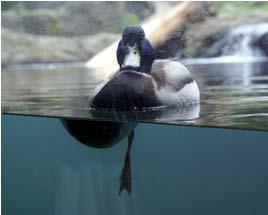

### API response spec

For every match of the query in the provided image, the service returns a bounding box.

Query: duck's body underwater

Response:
[89,25,200,110]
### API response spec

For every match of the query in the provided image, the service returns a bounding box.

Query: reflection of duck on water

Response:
[65,25,200,195]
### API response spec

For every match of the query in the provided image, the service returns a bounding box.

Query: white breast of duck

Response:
[151,59,200,106]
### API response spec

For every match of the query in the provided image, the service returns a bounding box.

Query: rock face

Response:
[124,1,154,19]
[1,1,155,66]
[153,2,268,59]
[2,1,268,66]
[183,10,268,58]
[2,10,61,36]
[1,28,118,65]
[255,33,268,56]
[2,2,155,36]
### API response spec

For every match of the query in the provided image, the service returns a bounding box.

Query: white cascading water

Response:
[183,23,268,87]
[222,23,268,86]
[222,23,268,57]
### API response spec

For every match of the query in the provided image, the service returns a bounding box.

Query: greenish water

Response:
[2,115,268,215]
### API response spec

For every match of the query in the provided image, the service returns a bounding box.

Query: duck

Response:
[89,25,200,111]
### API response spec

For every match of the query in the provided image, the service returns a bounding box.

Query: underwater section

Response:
[2,115,268,215]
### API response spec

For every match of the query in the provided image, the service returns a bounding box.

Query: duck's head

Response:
[122,25,145,46]
[117,25,155,73]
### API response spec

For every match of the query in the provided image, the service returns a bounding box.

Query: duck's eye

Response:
[134,51,137,55]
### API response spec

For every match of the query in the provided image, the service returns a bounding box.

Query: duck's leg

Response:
[119,130,134,195]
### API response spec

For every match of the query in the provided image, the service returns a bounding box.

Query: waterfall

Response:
[222,23,268,57]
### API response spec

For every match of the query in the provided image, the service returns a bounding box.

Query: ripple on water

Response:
[2,59,268,131]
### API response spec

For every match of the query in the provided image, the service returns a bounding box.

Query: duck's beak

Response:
[122,44,141,68]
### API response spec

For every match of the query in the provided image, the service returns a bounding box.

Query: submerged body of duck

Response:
[89,25,200,110]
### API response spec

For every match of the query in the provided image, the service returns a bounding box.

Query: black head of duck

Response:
[117,25,154,74]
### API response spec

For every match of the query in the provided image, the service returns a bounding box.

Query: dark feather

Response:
[91,71,161,110]
[139,38,155,74]
[116,39,126,67]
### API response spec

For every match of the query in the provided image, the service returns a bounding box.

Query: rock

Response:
[254,33,268,56]
[1,1,62,10]
[2,1,268,62]
[1,2,155,65]
[1,2,155,37]
[124,2,154,20]
[58,2,126,35]
[183,13,268,58]
[193,31,227,57]
[155,30,186,59]
[2,10,62,36]
[1,28,119,65]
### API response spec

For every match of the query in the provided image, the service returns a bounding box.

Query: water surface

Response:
[2,59,268,130]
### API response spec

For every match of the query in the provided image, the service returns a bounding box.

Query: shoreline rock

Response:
[2,2,268,66]
[183,13,268,58]
[2,28,119,66]
[2,2,154,37]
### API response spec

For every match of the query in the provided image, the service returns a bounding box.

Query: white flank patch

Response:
[163,60,192,84]
[156,81,200,106]
[152,60,200,105]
